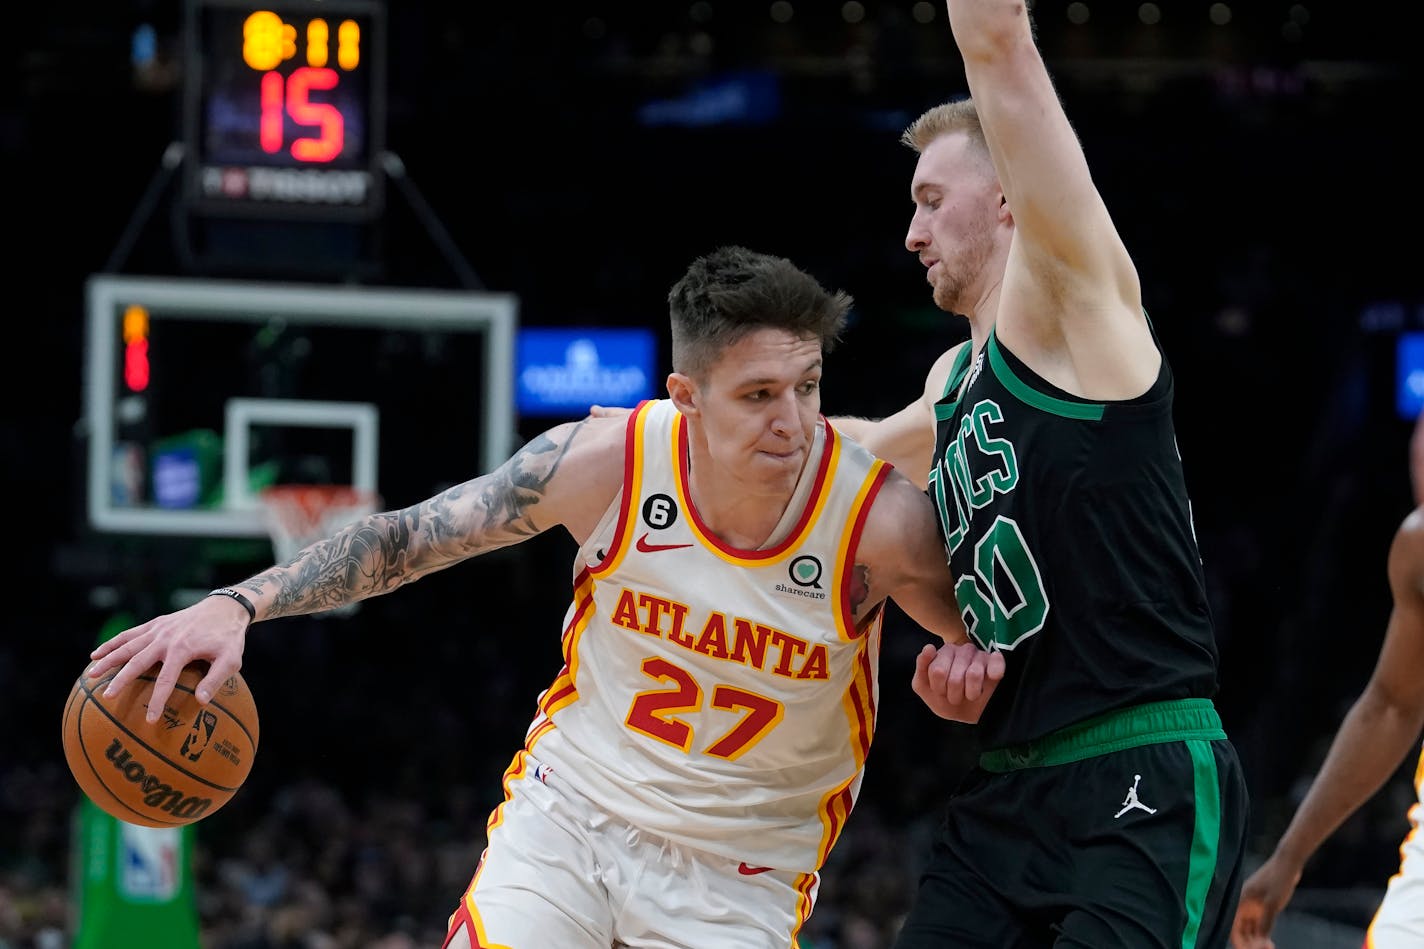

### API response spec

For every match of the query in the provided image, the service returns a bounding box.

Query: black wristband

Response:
[208,587,256,621]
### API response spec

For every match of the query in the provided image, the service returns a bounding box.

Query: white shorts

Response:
[442,751,818,949]
[1367,805,1424,949]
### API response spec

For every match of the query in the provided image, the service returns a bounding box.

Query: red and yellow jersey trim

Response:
[813,777,858,870]
[673,413,841,566]
[588,399,655,580]
[831,459,890,643]
[840,633,879,769]
[524,565,600,743]
[445,749,531,949]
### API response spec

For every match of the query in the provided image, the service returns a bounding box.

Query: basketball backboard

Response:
[83,274,517,537]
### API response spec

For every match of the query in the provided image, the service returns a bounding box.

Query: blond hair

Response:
[899,98,987,154]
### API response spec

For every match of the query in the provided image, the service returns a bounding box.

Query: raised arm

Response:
[947,0,1154,398]
[89,415,628,718]
[1231,510,1424,948]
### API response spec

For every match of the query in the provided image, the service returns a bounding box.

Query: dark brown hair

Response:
[668,245,852,379]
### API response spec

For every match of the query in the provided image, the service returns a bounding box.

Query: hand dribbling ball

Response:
[61,661,259,827]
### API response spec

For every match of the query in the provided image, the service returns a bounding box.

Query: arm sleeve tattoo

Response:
[243,421,589,619]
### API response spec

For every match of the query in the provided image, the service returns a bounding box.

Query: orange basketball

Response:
[61,661,259,827]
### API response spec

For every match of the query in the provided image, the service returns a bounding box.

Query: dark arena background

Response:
[6,2,1424,946]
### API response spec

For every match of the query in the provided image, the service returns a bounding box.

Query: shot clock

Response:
[182,0,386,220]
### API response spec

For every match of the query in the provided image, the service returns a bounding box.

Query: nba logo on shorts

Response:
[119,824,181,900]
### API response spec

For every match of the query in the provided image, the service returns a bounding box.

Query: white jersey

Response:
[1367,743,1424,946]
[524,398,891,872]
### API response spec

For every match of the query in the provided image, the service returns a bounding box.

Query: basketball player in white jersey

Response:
[1232,422,1424,948]
[89,246,1004,948]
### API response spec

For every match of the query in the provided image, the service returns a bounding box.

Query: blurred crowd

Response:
[1,761,933,949]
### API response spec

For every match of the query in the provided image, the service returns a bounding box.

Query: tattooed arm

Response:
[256,417,622,617]
[856,468,1004,723]
[88,416,628,718]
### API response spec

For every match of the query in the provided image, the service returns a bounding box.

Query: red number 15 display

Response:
[183,0,386,220]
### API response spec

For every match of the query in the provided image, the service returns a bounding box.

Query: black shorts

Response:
[893,699,1249,949]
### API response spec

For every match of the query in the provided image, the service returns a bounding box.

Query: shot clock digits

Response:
[246,10,358,162]
[182,0,386,220]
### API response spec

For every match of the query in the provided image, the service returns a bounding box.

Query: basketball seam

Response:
[88,670,260,752]
[135,672,261,753]
[76,675,250,794]
[72,690,189,827]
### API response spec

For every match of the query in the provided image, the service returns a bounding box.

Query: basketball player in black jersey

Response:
[834,1,1250,945]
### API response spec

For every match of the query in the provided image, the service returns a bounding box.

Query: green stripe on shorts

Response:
[1181,739,1221,949]
[978,700,1229,947]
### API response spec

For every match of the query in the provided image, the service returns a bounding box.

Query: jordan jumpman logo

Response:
[1115,774,1158,818]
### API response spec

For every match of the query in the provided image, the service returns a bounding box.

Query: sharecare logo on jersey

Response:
[787,556,822,588]
[773,583,826,601]
[775,555,826,599]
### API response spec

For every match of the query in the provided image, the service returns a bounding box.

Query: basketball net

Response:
[259,485,381,618]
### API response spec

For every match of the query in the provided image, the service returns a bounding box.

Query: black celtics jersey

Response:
[930,330,1218,750]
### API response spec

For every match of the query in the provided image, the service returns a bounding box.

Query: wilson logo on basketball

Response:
[105,738,215,821]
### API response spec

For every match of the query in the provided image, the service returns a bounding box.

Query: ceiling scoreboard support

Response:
[182,0,386,221]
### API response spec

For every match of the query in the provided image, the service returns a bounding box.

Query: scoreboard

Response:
[182,0,386,220]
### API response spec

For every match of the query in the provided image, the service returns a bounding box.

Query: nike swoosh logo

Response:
[636,533,694,553]
[737,863,774,876]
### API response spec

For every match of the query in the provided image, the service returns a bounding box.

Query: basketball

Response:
[61,661,259,827]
